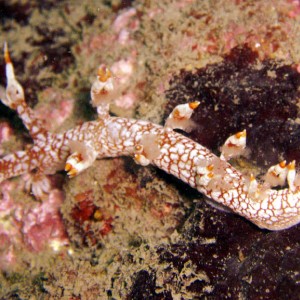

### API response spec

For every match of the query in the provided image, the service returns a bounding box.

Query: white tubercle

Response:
[220,130,246,161]
[90,64,115,112]
[65,141,98,177]
[264,161,288,187]
[287,160,296,192]
[165,101,200,131]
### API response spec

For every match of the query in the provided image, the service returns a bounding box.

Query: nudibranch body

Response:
[1,43,300,231]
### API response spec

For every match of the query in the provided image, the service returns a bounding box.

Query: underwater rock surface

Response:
[1,1,300,299]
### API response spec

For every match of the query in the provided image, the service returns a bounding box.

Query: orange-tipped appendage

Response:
[189,101,200,110]
[135,144,143,152]
[97,65,111,82]
[235,130,246,139]
[4,42,11,64]
[65,163,72,172]
[279,160,286,168]
[288,160,296,171]
[207,164,214,172]
[65,163,77,177]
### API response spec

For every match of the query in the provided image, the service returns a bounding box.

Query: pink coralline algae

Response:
[111,57,138,109]
[112,7,139,45]
[114,92,137,110]
[0,180,68,269]
[0,94,69,264]
[0,181,18,270]
[0,121,13,143]
[187,1,298,60]
[21,190,68,252]
[0,121,13,155]
[34,88,74,131]
[287,0,300,18]
[80,7,138,55]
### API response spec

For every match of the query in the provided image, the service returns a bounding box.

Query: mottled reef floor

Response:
[1,0,300,299]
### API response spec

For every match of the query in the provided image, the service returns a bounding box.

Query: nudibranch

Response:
[1,43,300,231]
